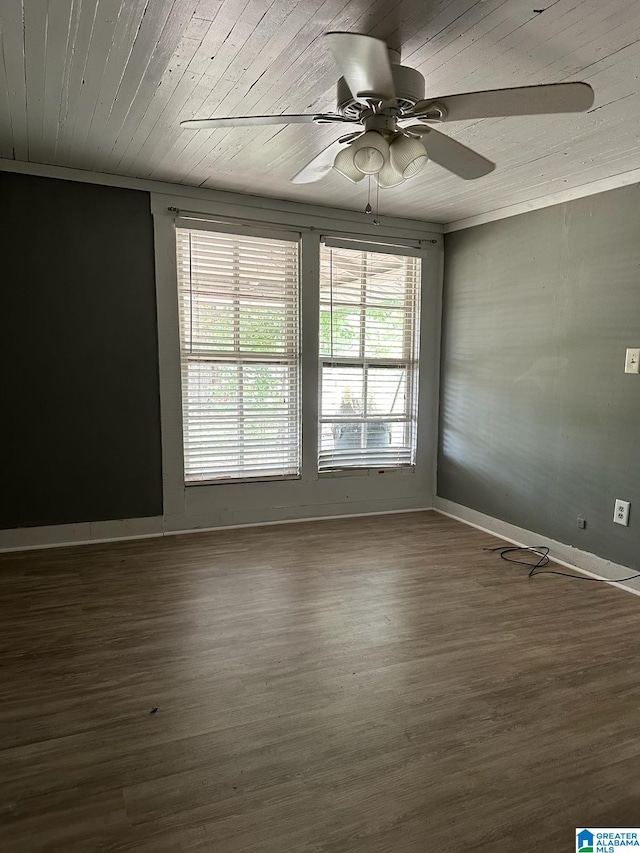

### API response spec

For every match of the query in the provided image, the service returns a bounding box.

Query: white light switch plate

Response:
[625,348,640,374]
[614,499,630,526]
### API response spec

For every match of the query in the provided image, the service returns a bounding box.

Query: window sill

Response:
[317,465,415,479]
[185,474,301,487]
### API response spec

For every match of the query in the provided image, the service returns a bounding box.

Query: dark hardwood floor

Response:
[1,510,639,852]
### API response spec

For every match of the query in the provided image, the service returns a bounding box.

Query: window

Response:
[176,226,300,483]
[319,240,421,471]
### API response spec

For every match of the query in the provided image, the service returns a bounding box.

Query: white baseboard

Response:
[162,506,433,538]
[434,497,640,598]
[0,516,165,552]
[0,507,434,553]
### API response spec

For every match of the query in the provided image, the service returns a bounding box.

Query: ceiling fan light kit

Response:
[330,131,427,186]
[181,31,595,191]
[351,130,389,174]
[389,135,429,179]
[332,146,366,183]
[375,157,406,188]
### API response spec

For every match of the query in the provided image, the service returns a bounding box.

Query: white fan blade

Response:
[325,32,396,102]
[407,126,495,180]
[181,114,329,129]
[412,82,594,122]
[291,138,353,184]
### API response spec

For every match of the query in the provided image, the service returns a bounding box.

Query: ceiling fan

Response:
[181,32,594,187]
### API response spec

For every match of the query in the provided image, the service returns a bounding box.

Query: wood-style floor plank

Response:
[1,511,639,851]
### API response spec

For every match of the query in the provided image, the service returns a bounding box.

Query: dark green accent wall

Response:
[439,185,640,569]
[0,172,163,528]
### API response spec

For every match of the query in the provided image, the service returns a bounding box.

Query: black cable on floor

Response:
[484,545,640,583]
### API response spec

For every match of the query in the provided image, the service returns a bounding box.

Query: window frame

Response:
[151,191,442,534]
[175,220,302,485]
[317,241,422,474]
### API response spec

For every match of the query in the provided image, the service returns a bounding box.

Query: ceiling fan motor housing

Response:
[336,64,426,119]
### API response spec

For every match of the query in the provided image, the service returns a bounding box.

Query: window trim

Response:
[175,216,300,243]
[317,242,422,473]
[321,234,428,257]
[151,191,443,533]
[176,224,302,485]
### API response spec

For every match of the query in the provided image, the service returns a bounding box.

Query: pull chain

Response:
[365,175,372,214]
[373,180,380,226]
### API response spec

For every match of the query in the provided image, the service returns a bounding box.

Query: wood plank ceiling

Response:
[1,0,639,223]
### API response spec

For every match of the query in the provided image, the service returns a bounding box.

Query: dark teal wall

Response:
[439,186,640,569]
[0,172,163,528]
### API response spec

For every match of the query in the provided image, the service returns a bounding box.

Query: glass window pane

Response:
[177,228,300,482]
[319,421,413,467]
[364,307,405,359]
[239,301,289,352]
[319,306,362,357]
[321,366,363,418]
[242,364,297,416]
[185,297,235,352]
[367,367,407,417]
[320,248,364,304]
[318,243,421,471]
[363,255,411,307]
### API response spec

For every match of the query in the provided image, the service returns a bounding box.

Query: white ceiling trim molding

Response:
[0,157,443,236]
[444,167,640,232]
[5,156,640,237]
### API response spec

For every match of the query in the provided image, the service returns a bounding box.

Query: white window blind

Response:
[176,226,300,483]
[319,242,421,471]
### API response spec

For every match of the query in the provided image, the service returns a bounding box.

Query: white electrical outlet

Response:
[614,499,630,526]
[625,348,640,374]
